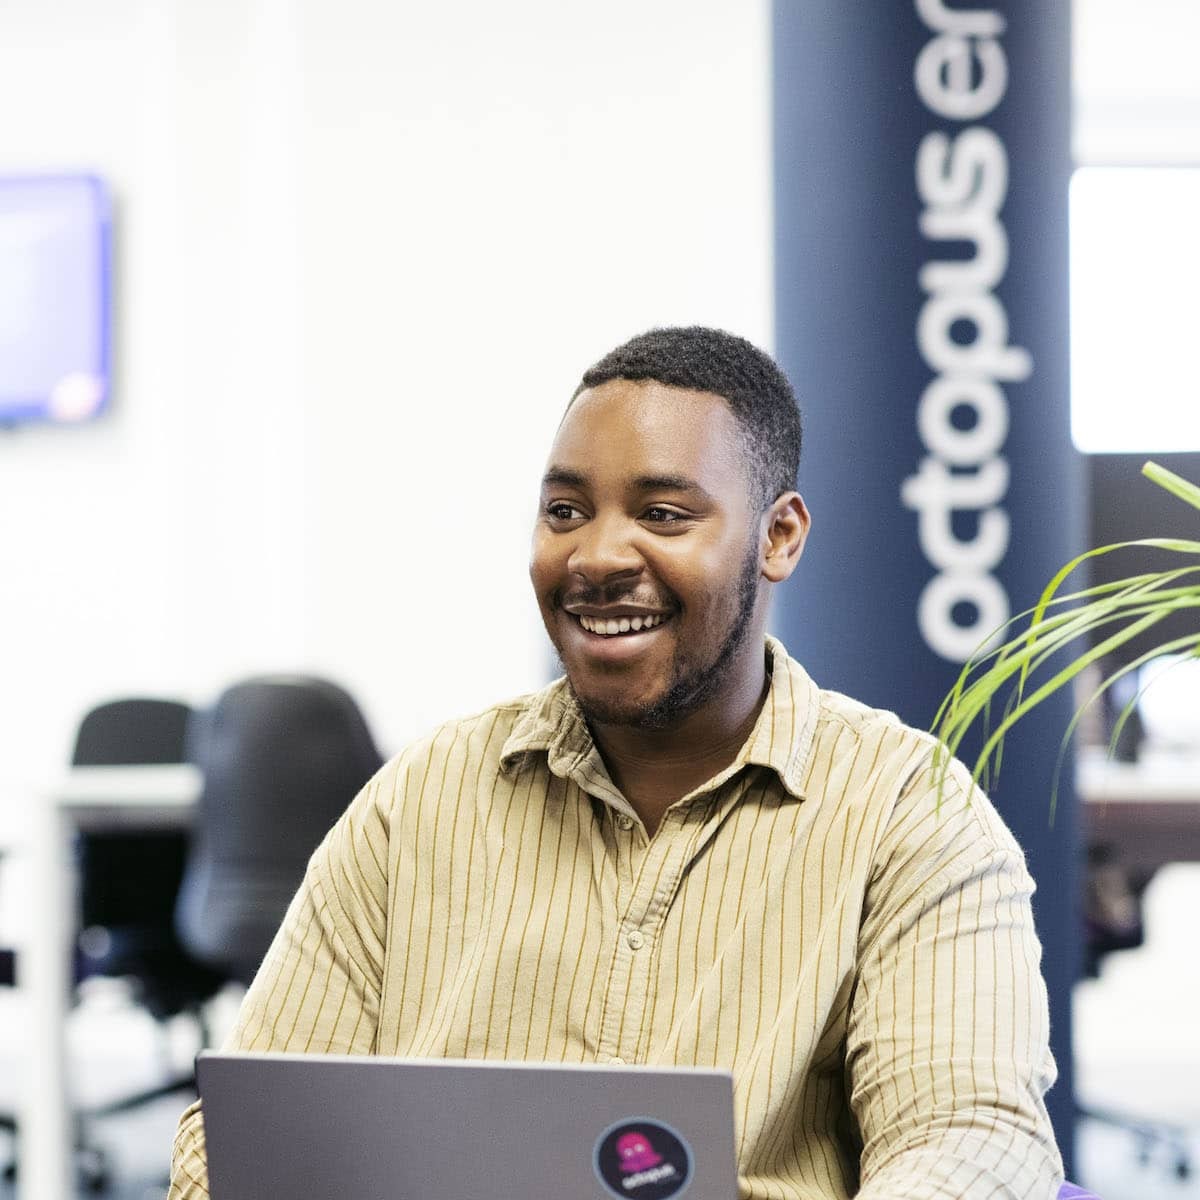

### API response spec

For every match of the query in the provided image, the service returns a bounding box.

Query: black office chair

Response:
[176,676,382,986]
[0,954,13,1158]
[71,699,229,1022]
[0,840,17,1165]
[0,698,229,1189]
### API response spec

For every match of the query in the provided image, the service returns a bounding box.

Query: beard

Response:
[568,542,762,732]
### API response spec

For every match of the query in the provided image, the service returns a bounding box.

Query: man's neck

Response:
[588,651,771,836]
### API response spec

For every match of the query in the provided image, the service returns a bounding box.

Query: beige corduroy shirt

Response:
[169,637,1062,1199]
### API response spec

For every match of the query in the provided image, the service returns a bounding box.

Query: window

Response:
[1070,166,1200,453]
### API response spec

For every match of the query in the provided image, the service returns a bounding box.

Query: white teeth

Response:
[576,612,667,636]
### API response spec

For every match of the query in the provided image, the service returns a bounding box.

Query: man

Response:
[170,327,1062,1199]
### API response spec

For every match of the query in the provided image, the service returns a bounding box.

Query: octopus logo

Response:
[616,1131,663,1173]
[595,1119,692,1200]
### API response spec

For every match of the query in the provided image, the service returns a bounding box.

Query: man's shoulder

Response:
[812,686,946,809]
[812,681,938,755]
[771,637,938,763]
[754,638,943,802]
[803,672,1024,864]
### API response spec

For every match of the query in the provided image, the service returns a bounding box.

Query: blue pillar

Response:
[772,1,1079,1169]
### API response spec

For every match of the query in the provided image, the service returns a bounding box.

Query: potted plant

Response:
[933,461,1200,804]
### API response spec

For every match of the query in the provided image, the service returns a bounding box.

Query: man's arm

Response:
[168,762,396,1199]
[846,756,1064,1200]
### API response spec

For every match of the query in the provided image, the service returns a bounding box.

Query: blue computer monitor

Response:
[0,174,112,426]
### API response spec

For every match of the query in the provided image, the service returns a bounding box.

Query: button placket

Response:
[595,810,704,1064]
[610,809,642,911]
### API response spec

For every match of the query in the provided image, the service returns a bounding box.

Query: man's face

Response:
[529,378,765,730]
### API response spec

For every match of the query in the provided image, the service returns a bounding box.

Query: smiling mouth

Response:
[571,612,670,637]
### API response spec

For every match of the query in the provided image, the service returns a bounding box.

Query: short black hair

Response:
[575,326,802,512]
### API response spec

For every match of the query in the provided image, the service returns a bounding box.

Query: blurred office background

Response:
[0,1,1198,1197]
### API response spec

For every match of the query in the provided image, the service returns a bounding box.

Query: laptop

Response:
[197,1050,738,1200]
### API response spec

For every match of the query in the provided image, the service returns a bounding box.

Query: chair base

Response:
[1080,1103,1193,1181]
[84,1072,196,1119]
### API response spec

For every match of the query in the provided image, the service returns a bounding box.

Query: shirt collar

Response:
[500,635,820,802]
[738,635,820,800]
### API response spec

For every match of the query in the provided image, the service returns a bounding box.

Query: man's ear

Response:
[761,492,811,583]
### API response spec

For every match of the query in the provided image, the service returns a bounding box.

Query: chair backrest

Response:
[72,698,193,936]
[68,697,229,1013]
[175,675,382,985]
[72,697,192,766]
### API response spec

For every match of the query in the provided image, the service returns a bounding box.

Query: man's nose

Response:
[566,514,643,583]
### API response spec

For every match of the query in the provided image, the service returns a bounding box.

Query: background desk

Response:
[20,764,200,1200]
[1076,749,1200,873]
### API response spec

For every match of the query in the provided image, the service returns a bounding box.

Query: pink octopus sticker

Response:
[595,1119,692,1199]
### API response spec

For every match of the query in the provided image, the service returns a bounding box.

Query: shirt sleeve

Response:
[846,754,1065,1200]
[167,760,398,1199]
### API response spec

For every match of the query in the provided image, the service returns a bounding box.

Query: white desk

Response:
[20,764,200,1200]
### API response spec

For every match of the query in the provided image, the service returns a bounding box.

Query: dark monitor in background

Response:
[1086,451,1200,753]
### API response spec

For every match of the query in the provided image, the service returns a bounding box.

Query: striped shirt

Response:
[169,637,1062,1199]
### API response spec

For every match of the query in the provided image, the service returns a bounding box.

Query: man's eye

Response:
[643,506,683,523]
[546,502,584,521]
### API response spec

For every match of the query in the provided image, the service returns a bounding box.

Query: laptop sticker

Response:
[594,1118,693,1200]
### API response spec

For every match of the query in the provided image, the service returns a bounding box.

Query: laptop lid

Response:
[197,1050,738,1200]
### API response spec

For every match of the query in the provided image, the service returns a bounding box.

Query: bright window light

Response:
[1070,167,1200,453]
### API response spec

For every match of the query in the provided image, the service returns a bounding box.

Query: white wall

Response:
[0,0,773,772]
[1074,0,1200,163]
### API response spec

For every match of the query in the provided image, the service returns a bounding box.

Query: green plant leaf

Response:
[931,459,1200,810]
[1144,460,1200,511]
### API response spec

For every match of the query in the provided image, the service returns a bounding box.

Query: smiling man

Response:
[170,327,1063,1199]
[529,365,808,832]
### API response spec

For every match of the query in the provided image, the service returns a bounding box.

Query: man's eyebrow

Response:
[631,473,709,497]
[540,467,715,502]
[541,467,589,490]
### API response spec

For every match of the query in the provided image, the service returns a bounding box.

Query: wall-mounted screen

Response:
[0,174,111,426]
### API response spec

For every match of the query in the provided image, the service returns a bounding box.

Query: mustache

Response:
[557,583,674,610]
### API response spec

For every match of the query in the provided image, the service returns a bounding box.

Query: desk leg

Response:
[20,794,72,1200]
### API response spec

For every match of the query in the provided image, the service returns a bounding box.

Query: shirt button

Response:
[626,930,644,951]
[616,814,635,831]
[608,1056,625,1066]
